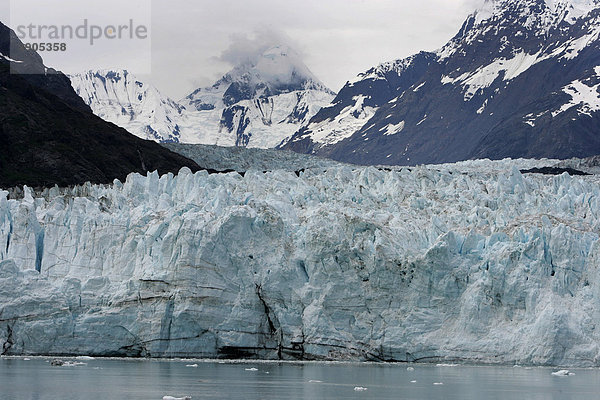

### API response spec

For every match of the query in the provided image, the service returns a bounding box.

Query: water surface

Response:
[0,358,597,399]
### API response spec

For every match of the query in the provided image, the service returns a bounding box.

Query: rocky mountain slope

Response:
[0,21,200,189]
[282,0,600,165]
[1,159,600,366]
[70,46,335,148]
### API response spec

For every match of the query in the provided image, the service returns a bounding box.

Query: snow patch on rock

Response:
[553,79,600,116]
[381,121,405,136]
[301,95,377,146]
[442,51,542,101]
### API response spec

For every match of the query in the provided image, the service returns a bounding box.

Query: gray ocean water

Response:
[0,358,598,399]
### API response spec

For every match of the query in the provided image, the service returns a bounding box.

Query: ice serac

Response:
[71,46,335,148]
[1,159,600,366]
[282,0,600,165]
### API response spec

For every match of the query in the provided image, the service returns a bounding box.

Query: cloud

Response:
[3,0,481,99]
[218,27,304,67]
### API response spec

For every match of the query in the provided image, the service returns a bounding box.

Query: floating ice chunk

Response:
[245,367,259,371]
[433,382,444,385]
[552,370,575,376]
[63,361,87,367]
[23,358,31,361]
[50,360,86,367]
[406,366,414,371]
[410,380,417,383]
[185,364,198,368]
[308,380,323,383]
[76,356,95,360]
[163,396,191,400]
[353,387,368,391]
[436,363,458,367]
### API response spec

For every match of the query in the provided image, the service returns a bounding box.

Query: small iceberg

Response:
[354,387,368,391]
[185,364,198,368]
[163,396,191,400]
[552,370,575,376]
[76,356,95,360]
[64,361,87,367]
[50,360,87,367]
[406,366,414,371]
[23,358,31,361]
[245,367,259,371]
[308,380,323,383]
[433,382,444,385]
[410,380,417,383]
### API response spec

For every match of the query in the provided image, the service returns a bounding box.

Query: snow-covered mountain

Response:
[71,70,187,143]
[282,0,600,165]
[185,45,332,109]
[2,159,600,366]
[70,45,335,148]
[182,88,334,148]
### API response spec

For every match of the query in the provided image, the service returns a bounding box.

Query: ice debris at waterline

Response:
[1,159,600,366]
[551,370,575,376]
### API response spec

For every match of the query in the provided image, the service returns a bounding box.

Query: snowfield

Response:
[1,158,600,366]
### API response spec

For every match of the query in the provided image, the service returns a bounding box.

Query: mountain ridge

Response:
[71,45,335,148]
[280,0,600,165]
[0,21,200,189]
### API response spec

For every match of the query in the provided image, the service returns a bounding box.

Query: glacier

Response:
[1,159,600,366]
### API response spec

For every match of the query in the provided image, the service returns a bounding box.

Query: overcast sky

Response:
[1,0,483,99]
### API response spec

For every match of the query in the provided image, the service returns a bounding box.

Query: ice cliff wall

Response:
[1,160,600,366]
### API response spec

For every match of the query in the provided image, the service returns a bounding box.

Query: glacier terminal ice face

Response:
[1,159,600,366]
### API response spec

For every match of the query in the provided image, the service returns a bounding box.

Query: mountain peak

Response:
[186,43,333,109]
[473,0,600,26]
[223,44,327,89]
[438,0,600,61]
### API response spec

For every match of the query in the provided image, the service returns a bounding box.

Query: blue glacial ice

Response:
[1,159,600,366]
